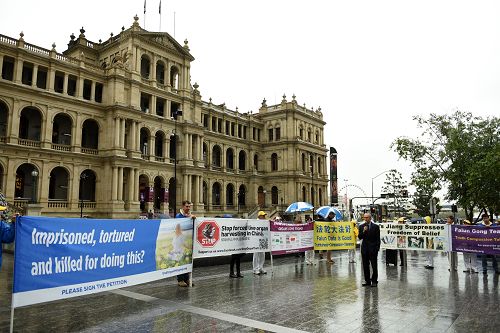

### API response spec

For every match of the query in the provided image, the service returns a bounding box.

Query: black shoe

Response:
[483,271,488,274]
[362,282,371,287]
[371,283,378,287]
[237,273,244,278]
[229,273,238,278]
[424,265,434,270]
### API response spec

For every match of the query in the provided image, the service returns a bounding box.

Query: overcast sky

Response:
[1,0,499,204]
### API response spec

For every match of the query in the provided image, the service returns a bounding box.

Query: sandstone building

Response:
[0,16,328,218]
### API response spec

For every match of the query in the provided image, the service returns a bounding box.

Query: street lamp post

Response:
[171,105,183,216]
[310,153,314,218]
[31,169,39,204]
[344,179,348,219]
[371,170,393,204]
[80,173,88,218]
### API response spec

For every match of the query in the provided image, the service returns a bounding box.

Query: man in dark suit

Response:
[358,213,380,287]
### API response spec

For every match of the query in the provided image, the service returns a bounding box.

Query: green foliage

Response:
[391,111,500,220]
[380,169,410,216]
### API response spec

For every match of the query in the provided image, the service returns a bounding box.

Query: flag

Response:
[144,0,146,14]
[159,0,161,14]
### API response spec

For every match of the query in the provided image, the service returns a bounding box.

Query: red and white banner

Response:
[193,218,270,258]
[270,221,314,255]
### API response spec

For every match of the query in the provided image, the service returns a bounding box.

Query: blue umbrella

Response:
[315,206,342,220]
[285,202,314,213]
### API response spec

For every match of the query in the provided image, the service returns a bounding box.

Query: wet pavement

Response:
[1,250,499,332]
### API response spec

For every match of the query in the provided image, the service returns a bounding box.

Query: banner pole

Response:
[9,306,14,333]
[270,252,274,276]
[190,216,195,287]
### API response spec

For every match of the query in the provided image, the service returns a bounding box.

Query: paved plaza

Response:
[1,250,498,332]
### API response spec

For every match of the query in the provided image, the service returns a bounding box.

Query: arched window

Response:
[140,55,151,79]
[140,128,149,156]
[169,134,178,159]
[52,113,72,146]
[301,153,306,172]
[19,107,42,141]
[203,142,208,167]
[310,155,314,174]
[319,188,323,206]
[302,186,306,202]
[81,119,99,150]
[317,157,322,175]
[226,183,234,206]
[48,167,69,200]
[253,154,259,171]
[15,163,39,200]
[271,153,278,171]
[153,176,163,210]
[156,60,165,84]
[212,182,221,206]
[271,186,278,205]
[226,148,234,170]
[79,169,96,202]
[212,145,221,167]
[170,66,179,90]
[238,150,246,171]
[238,184,246,207]
[202,181,208,208]
[155,131,164,157]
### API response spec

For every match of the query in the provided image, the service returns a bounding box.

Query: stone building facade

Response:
[0,16,328,218]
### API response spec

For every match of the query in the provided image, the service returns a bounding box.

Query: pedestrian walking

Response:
[358,213,380,287]
[446,216,458,272]
[253,211,267,275]
[478,213,499,275]
[461,220,478,273]
[175,200,195,287]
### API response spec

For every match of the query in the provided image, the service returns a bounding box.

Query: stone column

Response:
[114,118,120,148]
[120,118,125,148]
[14,58,23,84]
[63,73,68,95]
[0,55,3,78]
[77,77,83,98]
[90,81,96,101]
[130,121,137,151]
[117,167,124,202]
[112,166,118,201]
[32,64,38,87]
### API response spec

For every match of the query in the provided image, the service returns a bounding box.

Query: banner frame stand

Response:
[9,301,14,333]
[270,252,274,276]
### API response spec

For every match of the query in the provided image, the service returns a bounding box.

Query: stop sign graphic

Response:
[197,220,220,247]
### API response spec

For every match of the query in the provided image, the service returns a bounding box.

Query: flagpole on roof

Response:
[144,0,147,29]
[173,11,176,38]
[159,0,162,31]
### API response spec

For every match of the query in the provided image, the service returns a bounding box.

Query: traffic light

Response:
[451,204,458,213]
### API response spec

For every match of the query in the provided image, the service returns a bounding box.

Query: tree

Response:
[391,111,500,221]
[411,167,442,217]
[380,170,409,217]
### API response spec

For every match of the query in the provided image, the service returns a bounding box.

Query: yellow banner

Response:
[313,221,356,250]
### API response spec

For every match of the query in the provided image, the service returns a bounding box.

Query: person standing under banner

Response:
[253,211,268,275]
[397,217,407,266]
[323,211,335,264]
[478,213,499,275]
[424,216,434,269]
[348,220,358,263]
[461,220,478,273]
[175,200,195,287]
[358,213,380,287]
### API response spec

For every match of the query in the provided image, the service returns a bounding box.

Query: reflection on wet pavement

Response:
[1,250,498,332]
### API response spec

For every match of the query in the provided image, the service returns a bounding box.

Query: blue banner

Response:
[13,216,193,307]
